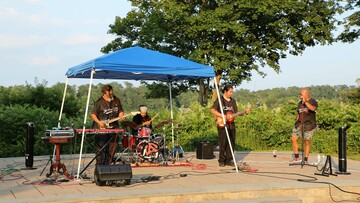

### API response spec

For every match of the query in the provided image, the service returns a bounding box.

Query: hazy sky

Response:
[1,0,359,91]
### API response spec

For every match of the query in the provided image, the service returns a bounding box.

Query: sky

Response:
[0,0,359,91]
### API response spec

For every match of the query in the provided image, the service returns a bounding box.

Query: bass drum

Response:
[136,140,159,161]
[150,134,164,148]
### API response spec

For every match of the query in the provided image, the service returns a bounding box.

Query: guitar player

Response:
[91,84,125,165]
[211,85,250,167]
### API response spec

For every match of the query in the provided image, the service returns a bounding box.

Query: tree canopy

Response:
[102,0,342,86]
[337,0,360,43]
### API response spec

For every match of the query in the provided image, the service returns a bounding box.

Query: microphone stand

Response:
[289,103,306,167]
[300,109,305,168]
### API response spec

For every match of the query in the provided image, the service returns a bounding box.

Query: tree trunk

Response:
[211,74,222,102]
[204,78,209,105]
[198,78,212,106]
[198,79,205,105]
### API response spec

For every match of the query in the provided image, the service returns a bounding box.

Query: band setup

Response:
[38,86,351,188]
[116,118,182,166]
[40,117,189,184]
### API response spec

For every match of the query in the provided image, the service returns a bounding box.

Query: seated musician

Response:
[132,105,152,136]
[90,84,125,165]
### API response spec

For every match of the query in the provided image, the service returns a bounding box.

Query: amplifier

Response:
[196,142,214,159]
[94,164,132,186]
[46,129,74,137]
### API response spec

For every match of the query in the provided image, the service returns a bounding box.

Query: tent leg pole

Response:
[168,82,174,157]
[76,69,95,180]
[214,78,238,173]
[57,77,68,128]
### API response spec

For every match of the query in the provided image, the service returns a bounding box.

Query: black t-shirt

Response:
[294,98,318,131]
[132,113,152,134]
[91,95,123,129]
[212,96,238,129]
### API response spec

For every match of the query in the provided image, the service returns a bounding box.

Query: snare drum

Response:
[136,140,159,160]
[150,134,164,147]
[138,127,151,138]
[122,134,137,150]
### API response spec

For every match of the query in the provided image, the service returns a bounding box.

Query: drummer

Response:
[132,105,153,137]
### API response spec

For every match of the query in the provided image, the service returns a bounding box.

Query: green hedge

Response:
[0,99,359,158]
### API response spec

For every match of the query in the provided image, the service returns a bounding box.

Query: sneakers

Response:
[219,162,235,167]
[226,162,235,166]
[290,157,301,162]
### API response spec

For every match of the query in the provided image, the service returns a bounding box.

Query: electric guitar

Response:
[215,102,262,128]
[100,111,140,129]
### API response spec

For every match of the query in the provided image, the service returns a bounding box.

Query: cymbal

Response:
[154,119,173,129]
[121,121,138,129]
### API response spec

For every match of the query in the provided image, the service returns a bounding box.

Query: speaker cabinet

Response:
[94,164,132,186]
[25,122,35,168]
[196,142,214,159]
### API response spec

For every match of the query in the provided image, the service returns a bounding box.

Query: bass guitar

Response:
[215,102,262,128]
[100,111,140,129]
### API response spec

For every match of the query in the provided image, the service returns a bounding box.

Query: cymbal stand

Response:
[115,132,136,164]
[161,125,169,165]
[172,126,187,163]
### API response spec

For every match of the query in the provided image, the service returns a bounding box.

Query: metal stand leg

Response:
[161,126,169,165]
[40,155,53,176]
[171,125,188,163]
[77,137,113,177]
[315,155,337,177]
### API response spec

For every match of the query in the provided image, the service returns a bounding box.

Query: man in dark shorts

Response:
[291,88,318,164]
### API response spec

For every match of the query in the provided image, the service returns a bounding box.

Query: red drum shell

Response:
[138,127,151,137]
[122,135,137,150]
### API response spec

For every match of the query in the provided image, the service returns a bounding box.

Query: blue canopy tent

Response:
[59,46,230,178]
[65,46,215,81]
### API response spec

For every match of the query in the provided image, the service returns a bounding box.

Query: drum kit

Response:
[117,119,173,164]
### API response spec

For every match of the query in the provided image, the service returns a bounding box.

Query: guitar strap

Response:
[221,96,233,114]
[221,96,235,129]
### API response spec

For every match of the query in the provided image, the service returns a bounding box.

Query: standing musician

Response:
[132,105,152,136]
[211,85,250,167]
[91,84,125,165]
[291,88,318,163]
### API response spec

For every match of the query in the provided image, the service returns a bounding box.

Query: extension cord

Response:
[141,176,161,182]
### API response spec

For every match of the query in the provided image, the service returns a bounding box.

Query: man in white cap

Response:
[132,105,152,136]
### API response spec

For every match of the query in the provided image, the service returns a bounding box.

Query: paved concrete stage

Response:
[0,151,359,203]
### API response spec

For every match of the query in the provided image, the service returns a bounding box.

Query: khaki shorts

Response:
[292,127,314,140]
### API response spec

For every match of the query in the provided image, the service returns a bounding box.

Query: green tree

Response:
[337,0,360,43]
[102,0,341,104]
[348,78,360,103]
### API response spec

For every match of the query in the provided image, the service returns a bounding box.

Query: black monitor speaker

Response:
[94,164,132,186]
[196,142,214,159]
